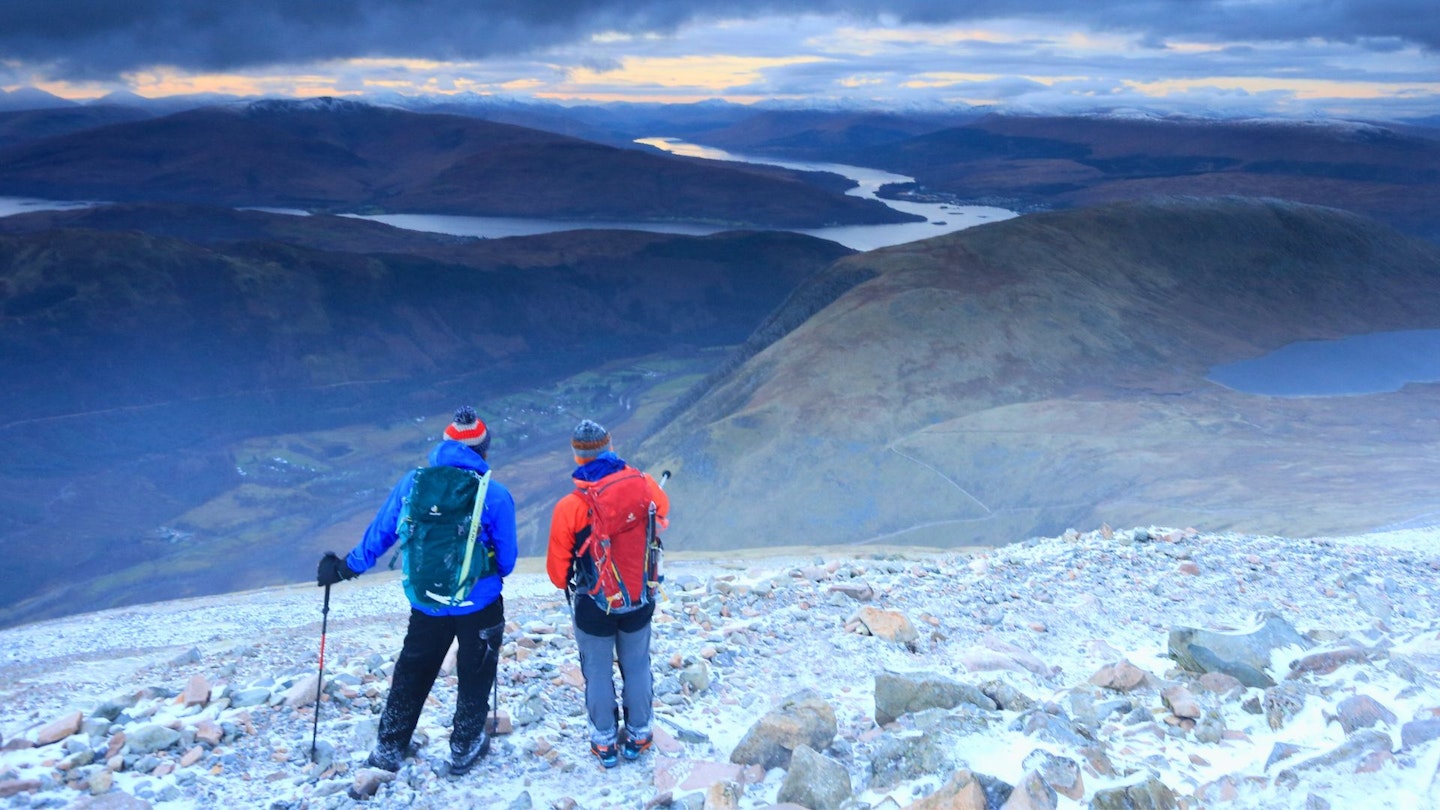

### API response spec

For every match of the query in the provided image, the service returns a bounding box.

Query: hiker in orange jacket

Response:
[546,419,669,768]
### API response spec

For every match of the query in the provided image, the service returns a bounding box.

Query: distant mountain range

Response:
[830,114,1440,241]
[639,198,1440,551]
[0,98,914,228]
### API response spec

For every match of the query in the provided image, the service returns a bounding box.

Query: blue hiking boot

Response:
[591,741,619,769]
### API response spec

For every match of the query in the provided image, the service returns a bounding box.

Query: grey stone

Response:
[125,725,181,755]
[776,745,851,810]
[1090,776,1178,810]
[874,670,997,726]
[730,689,836,771]
[1264,683,1308,731]
[1401,719,1440,749]
[228,688,272,708]
[1169,614,1310,688]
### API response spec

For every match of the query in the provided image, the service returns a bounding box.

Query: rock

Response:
[1000,770,1057,810]
[68,792,150,808]
[1276,729,1393,786]
[1264,684,1308,731]
[856,607,919,644]
[1169,614,1310,688]
[0,780,42,799]
[1402,719,1440,749]
[180,674,210,707]
[1089,661,1150,693]
[282,673,322,708]
[1011,706,1089,748]
[1333,694,1396,735]
[776,745,851,810]
[730,689,837,770]
[1161,685,1202,720]
[679,660,711,693]
[905,768,987,809]
[1197,672,1244,697]
[829,582,875,601]
[1089,776,1178,809]
[36,710,84,746]
[874,670,997,725]
[1287,647,1376,679]
[980,680,1036,712]
[193,719,223,747]
[349,768,396,800]
[705,780,743,810]
[871,713,986,790]
[229,687,271,708]
[1022,750,1083,800]
[126,724,181,754]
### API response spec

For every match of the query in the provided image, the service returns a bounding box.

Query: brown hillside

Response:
[638,198,1440,550]
[0,99,916,228]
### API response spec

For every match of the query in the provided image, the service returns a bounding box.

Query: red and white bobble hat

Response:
[444,406,490,453]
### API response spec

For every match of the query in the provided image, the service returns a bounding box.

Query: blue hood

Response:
[430,439,491,475]
[572,450,626,482]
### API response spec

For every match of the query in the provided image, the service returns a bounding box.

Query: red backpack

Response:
[574,469,658,611]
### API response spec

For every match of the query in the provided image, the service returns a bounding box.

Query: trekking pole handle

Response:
[658,470,670,489]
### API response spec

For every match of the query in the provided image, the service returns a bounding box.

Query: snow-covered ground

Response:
[2,526,1438,809]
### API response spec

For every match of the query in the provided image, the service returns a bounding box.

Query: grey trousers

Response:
[574,608,654,746]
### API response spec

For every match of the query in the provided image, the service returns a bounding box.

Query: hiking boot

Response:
[590,741,619,769]
[448,733,491,776]
[621,733,652,761]
[364,745,403,773]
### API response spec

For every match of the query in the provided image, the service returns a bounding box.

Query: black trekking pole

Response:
[310,582,331,763]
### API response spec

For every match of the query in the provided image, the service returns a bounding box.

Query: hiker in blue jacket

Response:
[316,406,517,777]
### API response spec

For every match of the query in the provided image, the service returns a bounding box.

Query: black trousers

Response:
[376,598,504,755]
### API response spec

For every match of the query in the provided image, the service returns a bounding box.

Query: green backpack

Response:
[398,466,495,609]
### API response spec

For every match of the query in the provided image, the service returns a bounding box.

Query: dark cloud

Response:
[1,1,1435,81]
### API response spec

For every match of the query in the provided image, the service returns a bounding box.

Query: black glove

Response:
[317,551,358,587]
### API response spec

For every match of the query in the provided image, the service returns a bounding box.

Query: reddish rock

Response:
[856,607,918,644]
[181,674,211,708]
[180,746,205,768]
[1090,661,1150,693]
[1334,695,1396,735]
[906,769,988,810]
[1162,685,1202,719]
[0,780,42,799]
[36,711,83,746]
[193,720,223,747]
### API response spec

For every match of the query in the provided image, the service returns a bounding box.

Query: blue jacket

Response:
[347,440,517,616]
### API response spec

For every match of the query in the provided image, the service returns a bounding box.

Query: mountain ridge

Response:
[638,197,1440,550]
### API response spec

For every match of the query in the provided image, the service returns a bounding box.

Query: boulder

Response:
[36,711,84,746]
[856,607,919,644]
[776,745,851,810]
[1022,749,1083,800]
[875,670,997,726]
[1276,729,1393,787]
[1334,695,1397,735]
[1000,771,1056,809]
[1089,661,1150,693]
[905,768,987,809]
[730,690,837,770]
[1168,614,1309,688]
[1090,777,1178,810]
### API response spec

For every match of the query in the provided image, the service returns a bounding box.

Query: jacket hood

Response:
[430,439,492,474]
[572,451,626,484]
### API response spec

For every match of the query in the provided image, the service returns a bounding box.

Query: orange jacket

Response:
[547,464,669,592]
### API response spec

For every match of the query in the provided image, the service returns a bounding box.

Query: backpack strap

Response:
[447,471,491,605]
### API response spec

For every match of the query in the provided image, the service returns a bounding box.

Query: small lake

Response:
[1208,329,1440,396]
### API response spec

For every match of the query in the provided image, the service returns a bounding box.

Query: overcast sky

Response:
[2,1,1436,119]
